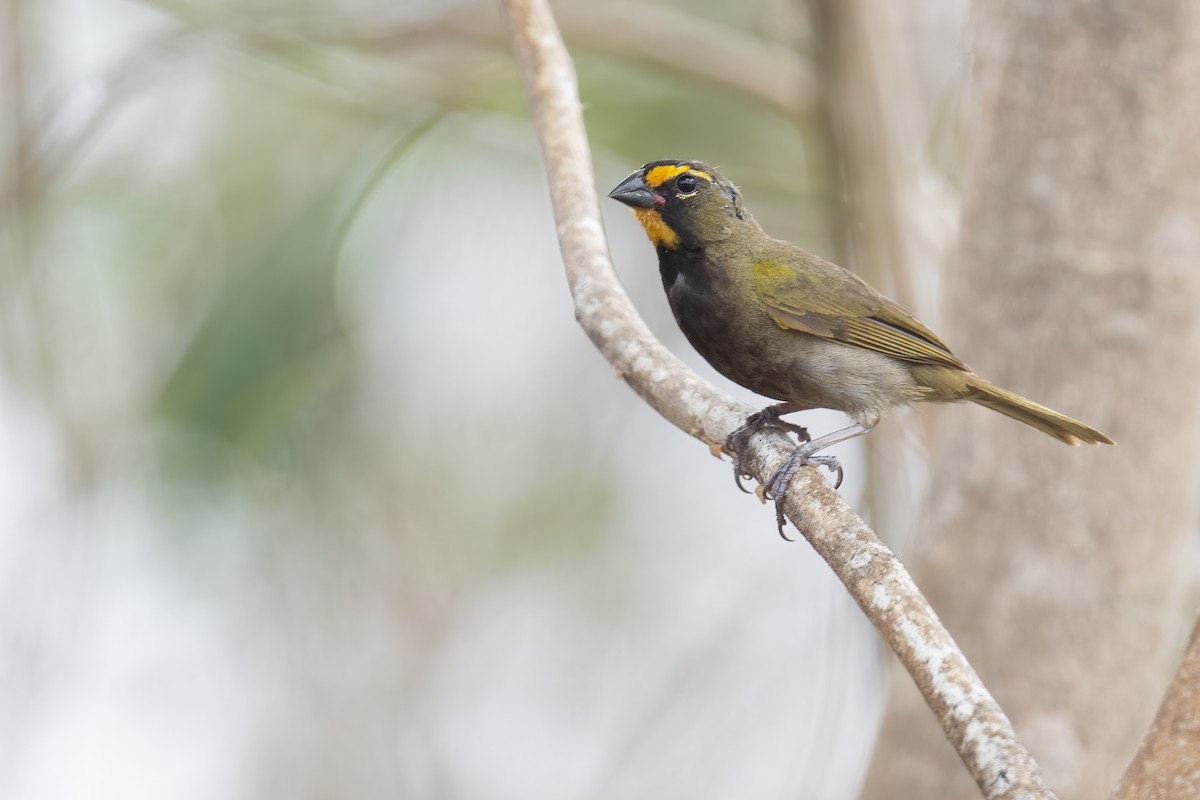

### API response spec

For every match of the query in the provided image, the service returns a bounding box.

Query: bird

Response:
[608,159,1113,536]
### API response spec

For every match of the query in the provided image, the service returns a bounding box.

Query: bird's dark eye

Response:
[676,174,699,194]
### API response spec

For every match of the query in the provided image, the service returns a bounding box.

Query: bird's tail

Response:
[967,380,1114,446]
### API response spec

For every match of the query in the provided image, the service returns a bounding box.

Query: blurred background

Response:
[3,1,1194,799]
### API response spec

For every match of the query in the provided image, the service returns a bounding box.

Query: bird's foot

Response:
[725,407,811,494]
[764,444,844,539]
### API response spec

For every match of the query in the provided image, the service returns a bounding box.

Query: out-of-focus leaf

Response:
[155,169,356,476]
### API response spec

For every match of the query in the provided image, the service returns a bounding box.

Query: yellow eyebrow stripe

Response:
[644,164,714,188]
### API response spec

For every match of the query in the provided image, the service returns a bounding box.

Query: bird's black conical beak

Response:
[608,172,658,209]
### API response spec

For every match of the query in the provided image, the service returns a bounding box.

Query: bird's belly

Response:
[776,336,927,416]
[674,301,923,416]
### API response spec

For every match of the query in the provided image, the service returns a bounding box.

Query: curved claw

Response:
[726,406,858,539]
[775,508,795,541]
[724,407,811,499]
[803,455,844,490]
[765,449,845,538]
[732,459,754,494]
[726,442,755,494]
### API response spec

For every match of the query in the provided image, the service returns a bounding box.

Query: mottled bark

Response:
[863,3,1200,799]
[1114,617,1200,800]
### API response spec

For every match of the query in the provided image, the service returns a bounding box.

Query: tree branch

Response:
[1113,616,1200,800]
[498,0,1057,797]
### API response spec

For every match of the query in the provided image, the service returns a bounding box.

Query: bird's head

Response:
[608,160,750,251]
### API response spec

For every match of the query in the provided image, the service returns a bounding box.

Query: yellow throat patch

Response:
[633,208,680,249]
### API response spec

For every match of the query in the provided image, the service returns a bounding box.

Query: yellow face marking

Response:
[644,164,714,188]
[632,207,680,249]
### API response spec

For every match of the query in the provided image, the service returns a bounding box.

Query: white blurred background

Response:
[0,1,975,797]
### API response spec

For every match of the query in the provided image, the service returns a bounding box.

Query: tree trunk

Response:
[861,3,1200,798]
[1114,617,1200,800]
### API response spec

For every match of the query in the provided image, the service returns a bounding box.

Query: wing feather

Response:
[753,257,967,371]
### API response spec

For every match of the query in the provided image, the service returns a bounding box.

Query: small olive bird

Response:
[609,160,1112,535]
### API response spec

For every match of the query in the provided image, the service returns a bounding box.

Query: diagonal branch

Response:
[1112,616,1200,800]
[498,0,1057,797]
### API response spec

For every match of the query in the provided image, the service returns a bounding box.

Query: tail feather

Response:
[968,381,1114,446]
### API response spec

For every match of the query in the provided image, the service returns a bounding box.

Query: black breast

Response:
[659,248,755,386]
[660,249,724,340]
[656,246,797,402]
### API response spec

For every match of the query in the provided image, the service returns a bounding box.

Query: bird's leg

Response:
[725,402,813,493]
[766,421,876,537]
